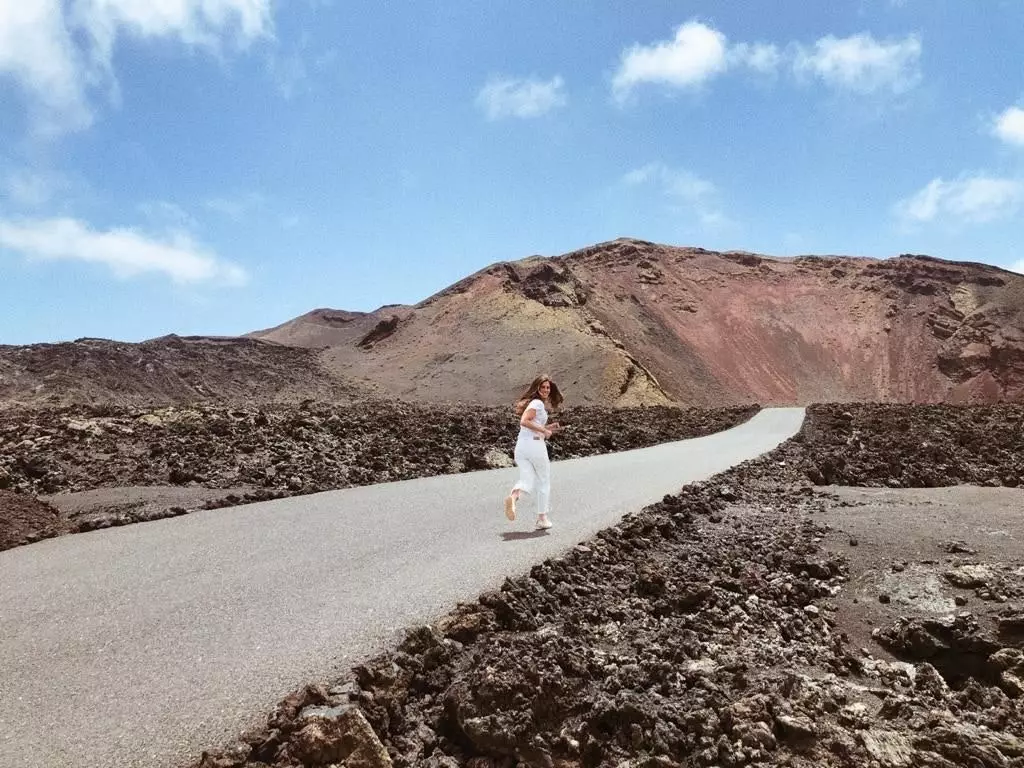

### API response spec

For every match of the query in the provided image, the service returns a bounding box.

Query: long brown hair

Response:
[515,374,564,415]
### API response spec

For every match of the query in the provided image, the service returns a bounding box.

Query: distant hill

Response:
[0,335,358,407]
[251,238,1024,406]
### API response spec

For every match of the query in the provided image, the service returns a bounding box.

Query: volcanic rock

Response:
[0,489,66,549]
[283,708,391,767]
[0,402,756,550]
[191,405,1024,768]
[945,565,994,588]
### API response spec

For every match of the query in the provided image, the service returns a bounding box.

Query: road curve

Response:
[0,407,804,768]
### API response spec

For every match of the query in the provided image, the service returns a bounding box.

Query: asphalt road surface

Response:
[0,407,805,768]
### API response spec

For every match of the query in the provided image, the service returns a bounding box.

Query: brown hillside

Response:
[0,335,358,407]
[251,259,672,406]
[252,239,1024,406]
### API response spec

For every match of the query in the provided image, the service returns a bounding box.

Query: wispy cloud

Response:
[894,175,1024,226]
[792,33,921,95]
[269,52,310,100]
[993,106,1024,147]
[0,0,272,137]
[1010,260,1024,275]
[204,192,266,222]
[0,216,247,285]
[137,200,199,229]
[624,162,733,228]
[611,21,921,102]
[3,167,70,207]
[476,75,567,120]
[730,42,784,75]
[266,34,338,100]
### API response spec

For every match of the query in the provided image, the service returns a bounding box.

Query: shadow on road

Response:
[500,530,549,542]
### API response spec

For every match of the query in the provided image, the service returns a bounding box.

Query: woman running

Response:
[504,374,563,530]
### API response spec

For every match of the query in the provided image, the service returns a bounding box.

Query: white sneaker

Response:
[504,495,516,521]
[535,514,552,530]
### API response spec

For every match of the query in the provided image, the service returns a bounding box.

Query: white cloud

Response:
[0,0,272,136]
[894,175,1024,225]
[623,165,652,184]
[0,2,91,134]
[1010,259,1024,275]
[0,216,247,285]
[267,35,338,100]
[624,162,731,228]
[612,21,729,101]
[476,75,567,119]
[993,106,1024,147]
[611,22,922,102]
[793,33,921,94]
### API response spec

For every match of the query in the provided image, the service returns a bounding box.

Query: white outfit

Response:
[513,398,551,518]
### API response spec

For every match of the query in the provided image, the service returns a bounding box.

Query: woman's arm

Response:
[520,407,551,437]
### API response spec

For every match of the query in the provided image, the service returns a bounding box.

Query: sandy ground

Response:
[816,485,1024,656]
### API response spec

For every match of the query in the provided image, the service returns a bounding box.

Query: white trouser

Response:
[512,436,551,517]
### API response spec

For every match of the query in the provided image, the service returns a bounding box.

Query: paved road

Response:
[0,407,804,768]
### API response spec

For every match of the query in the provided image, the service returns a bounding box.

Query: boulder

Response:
[284,708,391,767]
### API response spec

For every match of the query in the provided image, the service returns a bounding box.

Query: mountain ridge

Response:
[2,238,1021,407]
[250,238,1024,406]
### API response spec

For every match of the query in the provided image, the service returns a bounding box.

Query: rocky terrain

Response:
[0,489,65,551]
[3,236,1022,766]
[0,402,756,550]
[190,403,1024,768]
[253,240,1024,406]
[0,334,360,407]
[801,403,1024,488]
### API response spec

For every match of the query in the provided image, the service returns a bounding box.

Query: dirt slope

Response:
[0,335,359,407]
[252,262,671,407]
[254,239,1024,406]
[0,490,66,550]
[568,241,1024,405]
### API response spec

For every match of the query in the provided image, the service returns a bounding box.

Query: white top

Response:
[517,398,548,442]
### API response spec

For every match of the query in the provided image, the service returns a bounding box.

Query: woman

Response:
[504,374,563,530]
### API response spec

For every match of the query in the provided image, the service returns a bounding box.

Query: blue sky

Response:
[1,1,1022,344]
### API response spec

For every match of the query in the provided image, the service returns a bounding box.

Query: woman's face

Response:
[539,380,552,399]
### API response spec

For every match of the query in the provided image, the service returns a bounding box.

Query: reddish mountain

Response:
[251,239,1024,406]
